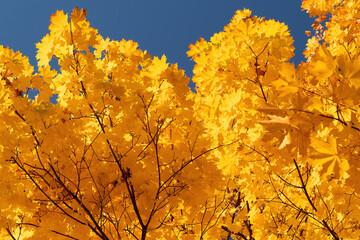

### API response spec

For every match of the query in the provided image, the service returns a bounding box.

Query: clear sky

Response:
[0,0,313,82]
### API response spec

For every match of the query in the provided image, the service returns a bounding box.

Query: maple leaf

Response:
[49,10,68,34]
[308,45,336,82]
[310,137,349,180]
[336,55,360,88]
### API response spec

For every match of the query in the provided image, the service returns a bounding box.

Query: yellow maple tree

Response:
[1,1,360,239]
[188,1,360,239]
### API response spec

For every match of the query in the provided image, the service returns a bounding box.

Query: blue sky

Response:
[0,0,313,81]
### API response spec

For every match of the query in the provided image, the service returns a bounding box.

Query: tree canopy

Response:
[1,1,360,239]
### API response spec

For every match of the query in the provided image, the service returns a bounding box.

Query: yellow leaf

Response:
[260,115,290,125]
[309,45,336,81]
[337,55,360,88]
[36,34,54,67]
[278,133,291,149]
[310,137,349,179]
[148,55,168,77]
[48,10,68,35]
[310,137,337,156]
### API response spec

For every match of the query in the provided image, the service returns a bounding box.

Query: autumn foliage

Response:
[1,1,360,239]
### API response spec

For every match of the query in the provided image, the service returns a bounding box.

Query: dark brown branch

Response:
[15,222,80,240]
[14,109,26,121]
[200,192,230,239]
[221,225,248,240]
[5,227,16,240]
[244,220,255,240]
[322,220,340,240]
[106,139,145,229]
[245,41,269,102]
[242,142,270,163]
[293,159,317,212]
[289,108,360,132]
[88,103,106,133]
[12,156,87,227]
[47,163,109,240]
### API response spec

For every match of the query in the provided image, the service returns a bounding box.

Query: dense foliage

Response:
[1,1,360,239]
